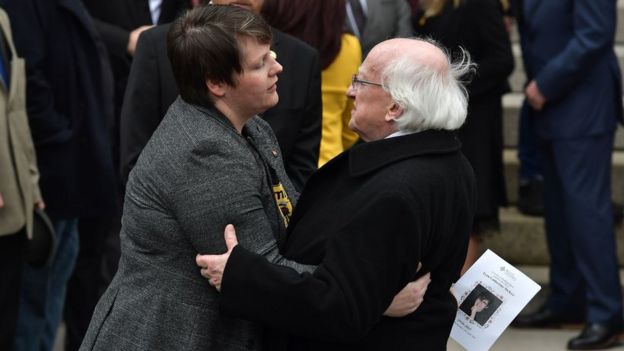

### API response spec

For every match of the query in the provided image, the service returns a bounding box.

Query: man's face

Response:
[346,51,395,142]
[211,0,264,13]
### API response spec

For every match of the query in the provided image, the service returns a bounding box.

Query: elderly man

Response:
[198,37,477,350]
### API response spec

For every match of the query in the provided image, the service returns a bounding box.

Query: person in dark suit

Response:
[198,37,478,350]
[512,1,623,349]
[3,0,117,350]
[120,0,322,191]
[83,0,190,117]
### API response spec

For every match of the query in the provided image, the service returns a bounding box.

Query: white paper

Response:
[450,249,541,351]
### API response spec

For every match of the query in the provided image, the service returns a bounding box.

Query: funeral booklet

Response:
[450,249,541,351]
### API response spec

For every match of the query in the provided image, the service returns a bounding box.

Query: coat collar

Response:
[348,130,462,177]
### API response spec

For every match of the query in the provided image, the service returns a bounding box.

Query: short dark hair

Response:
[167,5,272,107]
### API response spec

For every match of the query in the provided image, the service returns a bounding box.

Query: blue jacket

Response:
[519,0,623,139]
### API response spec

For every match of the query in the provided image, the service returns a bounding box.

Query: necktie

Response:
[349,0,367,36]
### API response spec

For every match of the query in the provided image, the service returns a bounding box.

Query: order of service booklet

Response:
[450,249,541,351]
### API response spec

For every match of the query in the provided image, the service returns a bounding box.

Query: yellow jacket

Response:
[318,34,361,166]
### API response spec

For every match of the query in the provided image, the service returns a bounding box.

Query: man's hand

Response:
[0,193,4,208]
[525,80,546,111]
[196,224,239,292]
[127,25,153,56]
[384,271,431,317]
[35,200,45,210]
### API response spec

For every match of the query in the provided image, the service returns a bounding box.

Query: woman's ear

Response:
[206,79,227,98]
[385,102,404,122]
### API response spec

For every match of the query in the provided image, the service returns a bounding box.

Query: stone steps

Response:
[482,207,624,266]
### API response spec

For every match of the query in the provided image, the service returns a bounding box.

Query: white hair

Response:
[381,42,475,132]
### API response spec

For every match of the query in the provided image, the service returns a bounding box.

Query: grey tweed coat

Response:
[80,98,312,351]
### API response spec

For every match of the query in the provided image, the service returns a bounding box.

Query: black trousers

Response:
[0,229,27,350]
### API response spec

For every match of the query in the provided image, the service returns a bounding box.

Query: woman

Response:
[79,6,312,351]
[413,0,514,272]
[80,5,421,351]
[262,0,360,166]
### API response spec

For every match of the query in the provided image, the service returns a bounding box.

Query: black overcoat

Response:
[219,130,477,350]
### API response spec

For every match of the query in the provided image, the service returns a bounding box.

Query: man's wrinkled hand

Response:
[196,224,238,292]
[384,272,431,317]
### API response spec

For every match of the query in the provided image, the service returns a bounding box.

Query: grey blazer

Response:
[347,0,413,56]
[80,98,312,351]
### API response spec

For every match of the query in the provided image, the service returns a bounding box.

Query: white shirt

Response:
[148,0,162,25]
[385,130,416,139]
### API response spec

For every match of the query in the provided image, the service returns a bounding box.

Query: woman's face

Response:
[473,297,489,313]
[223,36,282,118]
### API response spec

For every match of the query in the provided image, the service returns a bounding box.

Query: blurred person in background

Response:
[0,7,43,350]
[512,1,623,349]
[262,0,360,166]
[413,0,514,272]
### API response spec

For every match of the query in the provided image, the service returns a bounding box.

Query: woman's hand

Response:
[383,272,431,317]
[196,224,239,291]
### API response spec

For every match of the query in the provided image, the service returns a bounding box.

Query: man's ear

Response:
[385,102,404,122]
[206,79,227,98]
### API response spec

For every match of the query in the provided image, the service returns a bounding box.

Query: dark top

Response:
[414,0,514,229]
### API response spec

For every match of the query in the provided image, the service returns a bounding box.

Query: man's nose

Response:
[346,84,356,99]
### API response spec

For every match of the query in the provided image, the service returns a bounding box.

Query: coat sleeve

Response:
[535,0,616,101]
[283,50,321,191]
[464,0,514,99]
[5,0,73,146]
[119,28,161,184]
[170,154,315,274]
[219,193,422,342]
